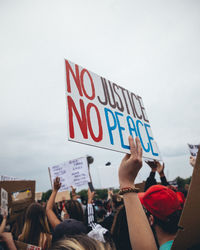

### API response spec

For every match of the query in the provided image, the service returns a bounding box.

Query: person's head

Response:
[20,202,50,246]
[50,234,115,250]
[97,208,107,222]
[52,219,87,242]
[139,185,182,236]
[111,205,132,250]
[64,200,84,222]
[111,194,123,211]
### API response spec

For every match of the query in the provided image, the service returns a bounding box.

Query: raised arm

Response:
[156,162,169,186]
[0,213,7,233]
[46,177,61,229]
[144,160,158,191]
[118,136,157,250]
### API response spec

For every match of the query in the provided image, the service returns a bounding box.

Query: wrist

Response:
[159,172,165,177]
[119,182,135,189]
[151,169,156,173]
[88,199,93,204]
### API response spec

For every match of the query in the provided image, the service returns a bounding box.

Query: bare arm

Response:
[0,232,17,250]
[0,214,7,233]
[46,177,61,229]
[118,136,157,250]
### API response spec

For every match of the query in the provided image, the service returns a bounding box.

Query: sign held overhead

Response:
[49,157,90,192]
[65,59,161,160]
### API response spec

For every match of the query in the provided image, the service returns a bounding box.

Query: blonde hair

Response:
[50,234,115,250]
[19,203,51,248]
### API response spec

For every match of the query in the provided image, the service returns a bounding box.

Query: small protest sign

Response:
[49,157,90,192]
[65,59,161,160]
[188,143,200,157]
[35,192,43,202]
[15,241,42,250]
[0,188,8,216]
[55,190,70,203]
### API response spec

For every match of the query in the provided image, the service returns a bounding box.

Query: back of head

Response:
[52,219,87,242]
[50,234,114,250]
[65,200,84,222]
[111,194,123,210]
[20,202,50,245]
[139,185,182,235]
[111,205,132,250]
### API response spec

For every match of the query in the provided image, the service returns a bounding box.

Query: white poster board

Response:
[188,143,200,157]
[65,59,161,160]
[49,157,90,192]
[0,175,21,181]
[1,188,8,216]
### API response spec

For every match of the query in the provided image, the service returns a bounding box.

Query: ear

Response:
[148,214,155,226]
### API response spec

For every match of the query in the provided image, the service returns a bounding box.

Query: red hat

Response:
[138,185,181,221]
[176,191,185,207]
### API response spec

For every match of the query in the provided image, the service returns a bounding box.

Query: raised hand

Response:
[118,136,143,188]
[156,161,165,176]
[54,177,61,191]
[88,188,95,204]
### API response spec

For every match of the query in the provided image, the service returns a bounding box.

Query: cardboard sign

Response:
[0,188,8,215]
[35,192,43,202]
[172,148,200,249]
[0,181,35,222]
[49,157,90,191]
[55,190,70,203]
[15,241,42,250]
[188,143,200,157]
[65,59,161,160]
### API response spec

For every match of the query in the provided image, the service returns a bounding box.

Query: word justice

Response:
[97,77,149,123]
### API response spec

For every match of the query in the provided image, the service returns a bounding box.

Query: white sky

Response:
[0,0,199,191]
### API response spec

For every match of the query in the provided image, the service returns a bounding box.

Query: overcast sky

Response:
[0,0,199,192]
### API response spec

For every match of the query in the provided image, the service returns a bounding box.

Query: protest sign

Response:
[172,148,200,249]
[55,190,70,203]
[49,157,90,191]
[15,241,42,250]
[0,188,8,215]
[0,175,21,181]
[35,192,43,202]
[0,181,35,222]
[188,143,200,157]
[65,59,161,160]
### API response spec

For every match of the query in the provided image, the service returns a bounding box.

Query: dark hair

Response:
[153,210,182,235]
[111,194,123,210]
[145,208,182,235]
[19,203,50,247]
[111,205,132,250]
[65,200,84,222]
[97,208,107,220]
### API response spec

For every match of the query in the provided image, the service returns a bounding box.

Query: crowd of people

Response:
[0,136,197,250]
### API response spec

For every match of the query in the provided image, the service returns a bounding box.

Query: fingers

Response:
[128,135,136,156]
[136,137,142,159]
[55,177,60,183]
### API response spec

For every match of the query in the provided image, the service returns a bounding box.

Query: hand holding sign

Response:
[145,160,157,172]
[54,177,61,191]
[118,136,143,188]
[156,162,165,177]
[88,188,95,204]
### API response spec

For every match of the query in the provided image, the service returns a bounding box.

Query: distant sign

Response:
[1,188,8,216]
[0,175,21,181]
[65,59,161,160]
[49,157,90,191]
[188,143,200,157]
